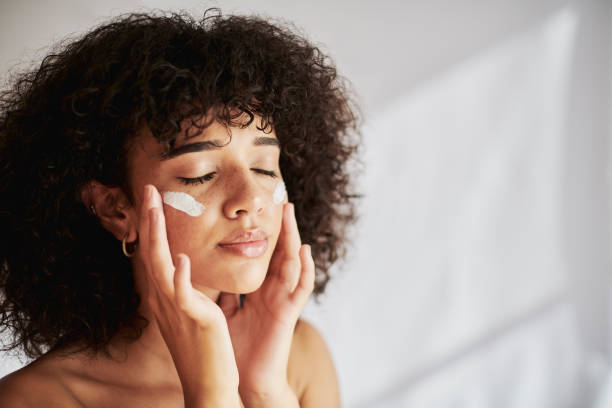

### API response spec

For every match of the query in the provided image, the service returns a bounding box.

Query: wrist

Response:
[183,388,241,408]
[239,382,299,408]
[173,323,240,405]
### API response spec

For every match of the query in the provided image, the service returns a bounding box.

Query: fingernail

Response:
[305,244,311,257]
[177,254,185,268]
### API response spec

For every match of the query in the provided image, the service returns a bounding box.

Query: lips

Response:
[219,228,268,244]
[218,228,268,258]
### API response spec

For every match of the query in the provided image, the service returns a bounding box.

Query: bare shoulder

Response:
[288,319,341,408]
[0,356,80,408]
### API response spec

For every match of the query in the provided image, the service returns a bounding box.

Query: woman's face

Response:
[128,117,285,295]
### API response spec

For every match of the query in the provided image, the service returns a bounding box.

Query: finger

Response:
[280,203,303,291]
[174,253,193,311]
[279,257,302,293]
[217,292,241,319]
[269,203,301,278]
[281,202,302,252]
[290,244,315,304]
[138,184,154,271]
[148,187,175,294]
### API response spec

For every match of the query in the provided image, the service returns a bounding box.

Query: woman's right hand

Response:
[139,184,241,407]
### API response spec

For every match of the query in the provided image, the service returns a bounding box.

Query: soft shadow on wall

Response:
[304,4,610,407]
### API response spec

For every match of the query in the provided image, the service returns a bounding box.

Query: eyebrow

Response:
[161,136,280,160]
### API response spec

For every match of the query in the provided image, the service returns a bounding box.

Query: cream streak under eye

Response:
[162,191,206,216]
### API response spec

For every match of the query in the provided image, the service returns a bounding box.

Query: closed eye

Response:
[178,172,216,185]
[252,168,278,178]
[177,169,277,185]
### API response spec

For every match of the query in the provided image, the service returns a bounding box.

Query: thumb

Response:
[217,292,241,319]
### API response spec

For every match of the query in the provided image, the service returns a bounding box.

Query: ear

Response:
[80,180,138,243]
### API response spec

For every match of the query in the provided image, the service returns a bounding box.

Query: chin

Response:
[193,261,269,294]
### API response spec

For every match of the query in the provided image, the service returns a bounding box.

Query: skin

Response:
[0,117,341,407]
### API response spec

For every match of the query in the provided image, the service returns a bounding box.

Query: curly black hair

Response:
[0,9,359,359]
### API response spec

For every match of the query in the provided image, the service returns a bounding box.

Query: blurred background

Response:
[1,0,610,407]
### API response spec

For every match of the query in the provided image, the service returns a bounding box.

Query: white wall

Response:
[1,1,610,407]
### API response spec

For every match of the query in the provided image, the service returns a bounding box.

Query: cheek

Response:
[160,190,210,250]
[163,208,214,254]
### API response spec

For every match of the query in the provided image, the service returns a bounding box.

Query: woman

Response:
[0,9,359,407]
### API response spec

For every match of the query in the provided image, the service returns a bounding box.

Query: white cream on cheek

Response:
[273,182,287,205]
[162,191,206,217]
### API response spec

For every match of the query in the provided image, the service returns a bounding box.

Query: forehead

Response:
[133,115,278,159]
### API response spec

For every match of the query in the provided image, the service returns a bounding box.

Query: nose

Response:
[222,168,265,219]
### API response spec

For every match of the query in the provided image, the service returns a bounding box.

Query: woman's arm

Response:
[141,185,241,407]
[289,319,341,408]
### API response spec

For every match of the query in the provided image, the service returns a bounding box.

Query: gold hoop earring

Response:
[122,233,137,258]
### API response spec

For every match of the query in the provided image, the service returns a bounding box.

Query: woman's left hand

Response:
[218,202,315,407]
